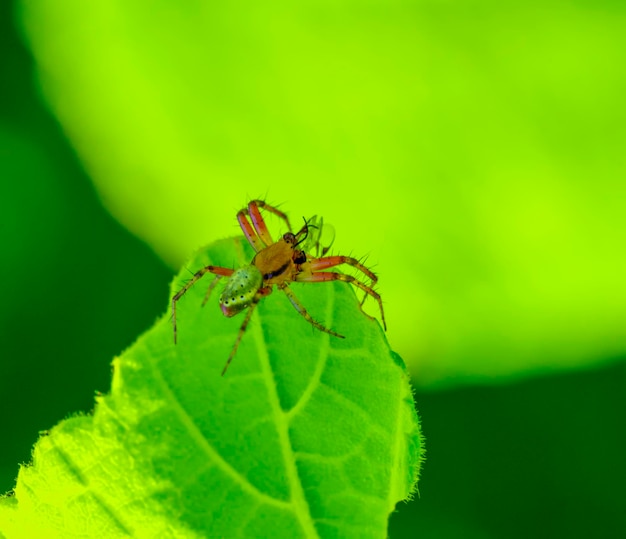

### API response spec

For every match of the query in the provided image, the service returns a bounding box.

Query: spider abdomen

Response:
[219,266,263,317]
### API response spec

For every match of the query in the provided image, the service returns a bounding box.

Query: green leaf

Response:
[0,238,422,539]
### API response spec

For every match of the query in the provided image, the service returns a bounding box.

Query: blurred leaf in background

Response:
[2,0,626,537]
[17,0,626,387]
[0,0,172,513]
[389,362,626,538]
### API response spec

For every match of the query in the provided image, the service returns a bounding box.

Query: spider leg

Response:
[237,210,266,253]
[280,285,345,338]
[237,200,294,252]
[247,201,277,245]
[201,273,223,307]
[221,286,272,376]
[172,265,234,344]
[308,255,379,310]
[308,255,378,283]
[295,271,387,331]
[249,200,293,234]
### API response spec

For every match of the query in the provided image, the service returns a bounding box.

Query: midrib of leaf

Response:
[228,235,319,537]
[285,286,335,422]
[250,304,321,539]
[142,338,291,510]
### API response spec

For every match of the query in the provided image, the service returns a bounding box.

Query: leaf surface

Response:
[0,238,421,538]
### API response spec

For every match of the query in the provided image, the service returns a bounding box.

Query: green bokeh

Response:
[2,1,625,537]
[17,0,626,387]
[0,0,171,512]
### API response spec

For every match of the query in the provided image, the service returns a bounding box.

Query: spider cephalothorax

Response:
[172,200,385,375]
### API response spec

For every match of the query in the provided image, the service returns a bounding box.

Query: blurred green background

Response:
[2,1,625,537]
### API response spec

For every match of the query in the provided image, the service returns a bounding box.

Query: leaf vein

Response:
[143,341,291,510]
[253,309,323,538]
[49,438,134,537]
[319,381,392,438]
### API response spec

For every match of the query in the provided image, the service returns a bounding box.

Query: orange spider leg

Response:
[249,200,293,242]
[308,256,378,310]
[295,271,387,331]
[221,286,272,376]
[308,255,378,283]
[247,203,274,246]
[280,285,345,338]
[249,200,293,233]
[237,210,266,252]
[238,200,294,251]
[172,265,234,343]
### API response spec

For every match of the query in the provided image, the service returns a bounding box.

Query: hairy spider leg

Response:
[221,286,272,376]
[237,200,294,252]
[249,200,293,239]
[237,210,266,253]
[309,255,378,283]
[280,285,345,338]
[172,265,234,344]
[308,255,379,309]
[295,269,387,331]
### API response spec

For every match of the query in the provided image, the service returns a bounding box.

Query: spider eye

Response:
[283,232,296,244]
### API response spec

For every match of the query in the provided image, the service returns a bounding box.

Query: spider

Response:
[171,200,386,375]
